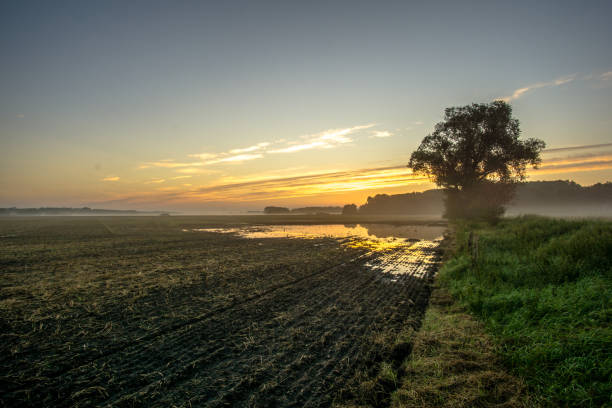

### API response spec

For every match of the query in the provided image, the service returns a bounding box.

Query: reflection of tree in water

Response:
[362,224,446,241]
[343,224,357,229]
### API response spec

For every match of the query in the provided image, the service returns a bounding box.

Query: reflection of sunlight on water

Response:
[188,224,445,243]
[342,237,408,252]
[365,240,441,278]
[187,224,444,281]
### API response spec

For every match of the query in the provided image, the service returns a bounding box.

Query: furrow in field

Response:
[262,245,441,406]
[199,270,387,407]
[101,265,373,406]
[3,234,443,408]
[201,243,441,407]
[3,250,376,406]
[2,248,369,388]
[1,237,359,380]
[107,260,383,406]
[287,276,426,405]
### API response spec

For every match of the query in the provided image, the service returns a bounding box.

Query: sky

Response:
[1,0,611,212]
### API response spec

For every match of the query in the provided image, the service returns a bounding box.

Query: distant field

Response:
[0,216,443,407]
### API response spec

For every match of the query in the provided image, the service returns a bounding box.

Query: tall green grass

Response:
[440,216,611,407]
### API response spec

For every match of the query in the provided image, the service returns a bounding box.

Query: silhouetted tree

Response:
[408,101,545,220]
[342,204,358,215]
[263,206,290,214]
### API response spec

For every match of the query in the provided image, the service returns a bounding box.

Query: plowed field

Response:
[0,217,443,407]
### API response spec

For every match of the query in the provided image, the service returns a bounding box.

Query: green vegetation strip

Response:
[439,216,611,407]
[390,284,533,408]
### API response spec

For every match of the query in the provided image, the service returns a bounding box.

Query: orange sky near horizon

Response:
[69,142,612,212]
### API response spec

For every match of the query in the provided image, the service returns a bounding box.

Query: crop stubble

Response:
[0,217,442,407]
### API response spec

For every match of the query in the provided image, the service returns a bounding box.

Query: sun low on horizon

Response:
[1,0,611,212]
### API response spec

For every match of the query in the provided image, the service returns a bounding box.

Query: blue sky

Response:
[1,0,611,210]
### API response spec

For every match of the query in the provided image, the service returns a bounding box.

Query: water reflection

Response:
[364,240,441,278]
[189,223,445,243]
[187,223,444,281]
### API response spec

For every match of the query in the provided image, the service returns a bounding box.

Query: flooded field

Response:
[189,223,446,241]
[0,216,445,407]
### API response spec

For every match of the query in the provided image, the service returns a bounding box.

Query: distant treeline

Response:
[0,207,158,216]
[358,190,444,215]
[351,181,612,215]
[263,206,342,214]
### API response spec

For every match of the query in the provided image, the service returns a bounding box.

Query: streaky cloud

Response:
[268,141,327,153]
[229,142,270,154]
[371,130,393,138]
[498,74,576,102]
[544,142,612,153]
[268,124,374,154]
[140,161,204,169]
[205,153,263,164]
[600,71,612,80]
[98,165,428,205]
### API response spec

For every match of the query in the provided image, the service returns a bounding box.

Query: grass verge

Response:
[390,283,535,407]
[439,216,611,407]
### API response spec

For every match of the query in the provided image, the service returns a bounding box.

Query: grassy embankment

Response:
[429,216,611,407]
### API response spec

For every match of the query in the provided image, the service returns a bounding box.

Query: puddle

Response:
[187,223,445,243]
[186,224,445,279]
[365,240,441,280]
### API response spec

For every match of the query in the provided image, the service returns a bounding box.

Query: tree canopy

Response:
[408,101,545,219]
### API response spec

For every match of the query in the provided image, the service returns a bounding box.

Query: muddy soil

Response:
[0,217,442,407]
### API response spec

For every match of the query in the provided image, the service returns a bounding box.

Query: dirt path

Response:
[3,239,442,407]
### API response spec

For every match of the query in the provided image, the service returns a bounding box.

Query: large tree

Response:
[408,101,545,220]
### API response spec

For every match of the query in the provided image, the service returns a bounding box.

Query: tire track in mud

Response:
[3,248,380,405]
[104,251,393,407]
[142,278,381,406]
[1,239,356,381]
[104,261,380,406]
[288,272,427,407]
[196,269,391,407]
[5,240,443,407]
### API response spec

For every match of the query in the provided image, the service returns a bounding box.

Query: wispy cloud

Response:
[498,74,576,102]
[166,165,426,202]
[600,71,612,80]
[146,178,166,184]
[530,160,612,175]
[171,175,192,180]
[94,165,429,205]
[371,130,393,138]
[187,153,218,161]
[230,142,270,154]
[187,144,268,165]
[268,124,374,154]
[175,167,207,174]
[139,161,204,169]
[205,153,264,164]
[529,146,612,176]
[268,141,328,153]
[543,142,612,153]
[140,124,376,175]
[102,176,120,182]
